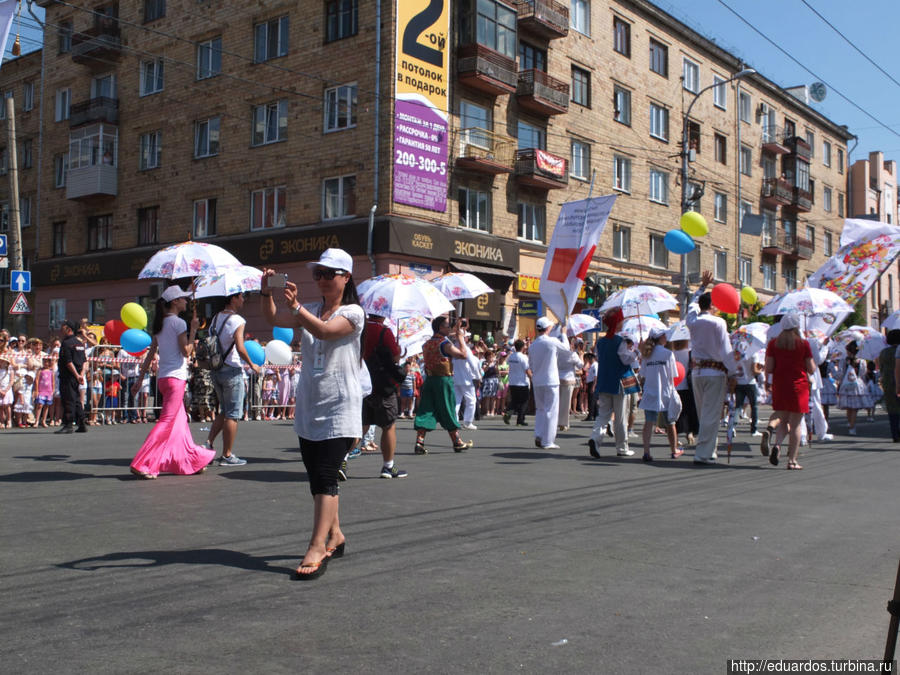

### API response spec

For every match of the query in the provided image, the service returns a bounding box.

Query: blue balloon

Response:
[120,328,151,354]
[272,326,293,344]
[664,229,695,255]
[245,340,266,366]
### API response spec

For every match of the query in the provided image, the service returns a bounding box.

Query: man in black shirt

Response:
[55,320,87,433]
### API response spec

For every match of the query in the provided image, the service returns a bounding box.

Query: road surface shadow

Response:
[58,548,296,575]
[218,470,307,483]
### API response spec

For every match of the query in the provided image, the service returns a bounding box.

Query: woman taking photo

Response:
[764,314,815,470]
[130,286,215,479]
[260,248,364,581]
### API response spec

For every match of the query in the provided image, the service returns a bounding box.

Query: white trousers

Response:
[591,392,628,453]
[533,384,559,447]
[692,375,727,461]
[454,383,476,424]
[803,387,828,440]
[558,380,575,428]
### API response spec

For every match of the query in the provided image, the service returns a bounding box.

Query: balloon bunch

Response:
[244,326,295,368]
[664,212,709,255]
[104,302,151,355]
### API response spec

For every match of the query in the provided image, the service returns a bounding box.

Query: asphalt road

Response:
[2,409,898,673]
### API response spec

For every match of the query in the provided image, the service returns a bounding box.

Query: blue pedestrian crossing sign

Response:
[11,270,31,293]
[0,234,6,256]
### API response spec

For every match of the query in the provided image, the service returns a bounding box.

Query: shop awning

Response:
[449,260,517,279]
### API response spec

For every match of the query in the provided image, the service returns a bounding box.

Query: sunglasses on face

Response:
[312,268,345,281]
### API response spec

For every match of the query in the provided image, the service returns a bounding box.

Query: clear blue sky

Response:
[7,1,900,164]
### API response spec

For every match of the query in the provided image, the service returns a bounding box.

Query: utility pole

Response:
[6,96,21,272]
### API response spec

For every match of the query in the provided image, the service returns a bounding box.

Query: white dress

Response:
[837,358,868,410]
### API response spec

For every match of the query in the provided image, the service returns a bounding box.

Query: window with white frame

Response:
[805,225,815,251]
[252,100,288,146]
[740,145,752,176]
[613,224,630,261]
[458,186,489,232]
[324,84,357,132]
[613,155,631,192]
[824,231,833,257]
[649,103,668,141]
[326,0,358,42]
[806,130,815,157]
[54,88,70,122]
[739,257,752,287]
[762,155,776,180]
[682,57,699,93]
[57,20,72,54]
[91,74,116,99]
[823,140,832,167]
[649,169,668,204]
[613,86,630,125]
[195,117,220,158]
[518,203,545,242]
[571,140,590,180]
[254,15,289,63]
[571,0,589,35]
[54,153,67,188]
[517,120,545,150]
[838,148,844,173]
[784,264,797,291]
[140,58,164,96]
[197,37,222,79]
[193,198,217,238]
[762,261,776,290]
[713,75,727,109]
[649,233,668,268]
[739,90,751,123]
[714,133,727,164]
[762,211,777,246]
[19,195,31,227]
[322,176,355,221]
[139,131,161,170]
[252,185,288,229]
[714,192,727,222]
[714,250,727,280]
[23,82,33,111]
[740,200,752,226]
[823,186,832,212]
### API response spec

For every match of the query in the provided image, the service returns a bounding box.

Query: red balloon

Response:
[104,319,128,345]
[711,283,740,314]
[673,361,686,387]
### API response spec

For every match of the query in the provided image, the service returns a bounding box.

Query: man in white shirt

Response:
[528,316,571,449]
[205,292,261,466]
[503,339,532,426]
[685,273,736,464]
[452,333,479,430]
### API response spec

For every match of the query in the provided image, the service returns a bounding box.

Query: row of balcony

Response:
[761,230,814,261]
[761,177,812,212]
[456,128,568,189]
[761,128,813,161]
[71,21,122,66]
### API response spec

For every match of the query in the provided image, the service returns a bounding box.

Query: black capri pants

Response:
[299,437,354,496]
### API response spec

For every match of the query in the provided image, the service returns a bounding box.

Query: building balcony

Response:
[72,21,122,64]
[67,164,117,200]
[69,97,119,127]
[761,177,793,208]
[514,148,568,189]
[761,125,790,155]
[785,186,813,212]
[784,135,812,162]
[761,230,793,256]
[457,43,517,96]
[515,0,569,39]
[785,236,813,261]
[455,127,516,175]
[516,69,569,116]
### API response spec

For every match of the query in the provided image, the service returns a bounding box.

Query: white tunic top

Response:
[638,344,677,412]
[156,315,189,381]
[293,302,364,441]
[529,334,570,386]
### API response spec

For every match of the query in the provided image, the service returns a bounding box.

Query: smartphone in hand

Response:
[269,273,288,288]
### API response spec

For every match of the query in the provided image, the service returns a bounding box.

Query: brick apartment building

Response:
[1,0,853,338]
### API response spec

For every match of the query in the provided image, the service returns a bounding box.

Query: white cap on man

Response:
[161,285,191,302]
[307,248,353,274]
[536,316,553,331]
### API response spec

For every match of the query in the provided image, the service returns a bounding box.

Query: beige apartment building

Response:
[4,0,853,338]
[848,151,900,327]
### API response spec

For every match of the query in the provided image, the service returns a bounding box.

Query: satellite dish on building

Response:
[809,82,827,102]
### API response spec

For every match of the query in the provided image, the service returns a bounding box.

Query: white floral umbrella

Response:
[758,287,852,317]
[599,285,678,317]
[730,322,770,357]
[566,313,600,337]
[666,321,691,342]
[430,272,493,301]
[138,241,243,279]
[617,316,666,344]
[191,265,263,298]
[357,273,454,320]
[833,326,886,361]
[883,310,900,331]
[385,315,433,357]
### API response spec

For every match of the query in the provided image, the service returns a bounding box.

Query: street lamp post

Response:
[679,67,756,317]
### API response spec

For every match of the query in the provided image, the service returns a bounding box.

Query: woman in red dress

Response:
[764,314,816,469]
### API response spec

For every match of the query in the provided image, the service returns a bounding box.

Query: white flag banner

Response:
[808,231,900,310]
[539,195,617,322]
[840,218,900,247]
[0,0,16,69]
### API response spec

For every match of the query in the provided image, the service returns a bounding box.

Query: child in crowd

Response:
[262,370,278,420]
[399,360,415,418]
[34,356,55,428]
[864,364,883,422]
[0,353,12,428]
[13,369,34,428]
[105,370,121,424]
[637,328,682,462]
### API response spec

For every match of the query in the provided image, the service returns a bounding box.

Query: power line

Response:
[715,0,900,141]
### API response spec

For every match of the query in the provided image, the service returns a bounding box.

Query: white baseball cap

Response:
[161,285,191,302]
[536,316,553,331]
[307,248,353,274]
[648,326,667,340]
[780,314,801,330]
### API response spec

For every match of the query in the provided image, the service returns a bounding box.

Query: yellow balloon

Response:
[680,211,709,238]
[740,286,758,305]
[121,302,148,330]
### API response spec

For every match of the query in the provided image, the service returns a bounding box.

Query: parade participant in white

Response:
[528,317,571,449]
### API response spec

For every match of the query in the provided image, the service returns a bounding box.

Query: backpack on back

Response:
[195,313,235,371]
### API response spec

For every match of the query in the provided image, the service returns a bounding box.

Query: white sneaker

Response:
[617,449,635,457]
[542,443,561,449]
[628,430,637,438]
[463,423,477,430]
[819,433,834,441]
[752,431,763,437]
[848,427,857,436]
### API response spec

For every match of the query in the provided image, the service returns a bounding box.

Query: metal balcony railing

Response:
[69,97,119,127]
[456,127,516,171]
[515,0,569,38]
